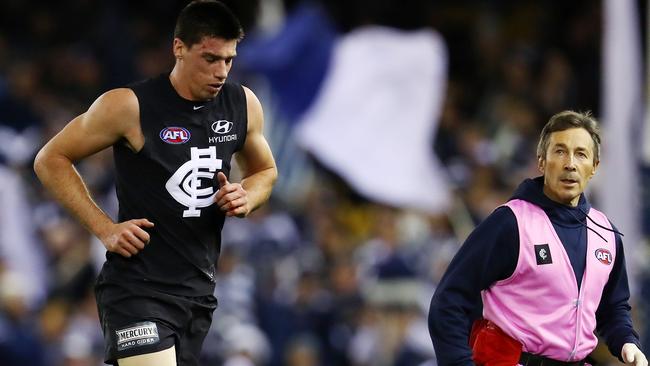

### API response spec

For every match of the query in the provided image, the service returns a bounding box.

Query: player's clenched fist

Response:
[100,219,154,258]
[215,172,249,217]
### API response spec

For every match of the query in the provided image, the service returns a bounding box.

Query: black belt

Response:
[519,352,587,366]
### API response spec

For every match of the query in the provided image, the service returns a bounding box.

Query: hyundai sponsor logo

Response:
[211,120,233,134]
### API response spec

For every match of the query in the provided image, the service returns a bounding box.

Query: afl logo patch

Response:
[211,120,233,134]
[160,127,191,144]
[595,248,612,265]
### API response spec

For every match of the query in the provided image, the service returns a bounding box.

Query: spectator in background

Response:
[0,60,43,166]
[0,165,47,308]
[0,269,46,366]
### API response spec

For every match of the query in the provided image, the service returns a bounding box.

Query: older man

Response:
[429,111,646,366]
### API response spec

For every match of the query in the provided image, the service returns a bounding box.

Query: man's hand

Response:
[215,172,249,217]
[622,343,648,366]
[100,219,154,258]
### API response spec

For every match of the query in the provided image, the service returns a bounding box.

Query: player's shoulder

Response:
[240,84,258,101]
[94,88,138,110]
[238,85,261,113]
[86,88,139,128]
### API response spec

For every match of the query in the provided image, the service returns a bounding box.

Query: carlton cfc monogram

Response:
[165,146,223,217]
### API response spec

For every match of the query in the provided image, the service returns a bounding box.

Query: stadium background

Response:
[0,0,648,365]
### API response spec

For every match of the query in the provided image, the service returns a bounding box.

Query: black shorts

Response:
[94,282,218,366]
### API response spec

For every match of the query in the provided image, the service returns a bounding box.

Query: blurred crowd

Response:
[0,0,648,365]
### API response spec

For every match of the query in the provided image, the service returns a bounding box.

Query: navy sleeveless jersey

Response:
[98,73,247,296]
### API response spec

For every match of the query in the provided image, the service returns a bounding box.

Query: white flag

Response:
[296,26,451,214]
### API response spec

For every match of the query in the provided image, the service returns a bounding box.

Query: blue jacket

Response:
[428,177,640,365]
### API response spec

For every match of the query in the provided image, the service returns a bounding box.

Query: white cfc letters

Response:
[165,146,222,217]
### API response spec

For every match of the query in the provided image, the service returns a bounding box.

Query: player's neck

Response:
[169,68,195,101]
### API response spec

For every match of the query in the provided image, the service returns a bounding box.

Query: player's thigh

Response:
[118,345,177,366]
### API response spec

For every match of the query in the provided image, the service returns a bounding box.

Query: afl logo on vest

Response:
[160,127,191,144]
[595,248,612,265]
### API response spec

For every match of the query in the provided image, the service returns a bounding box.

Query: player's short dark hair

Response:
[537,110,601,164]
[174,0,244,47]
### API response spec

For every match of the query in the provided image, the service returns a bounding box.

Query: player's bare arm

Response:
[34,88,154,257]
[215,86,277,217]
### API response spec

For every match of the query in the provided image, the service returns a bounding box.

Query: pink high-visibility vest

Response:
[482,199,616,361]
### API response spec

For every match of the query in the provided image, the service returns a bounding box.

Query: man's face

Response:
[174,36,237,101]
[538,127,599,206]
